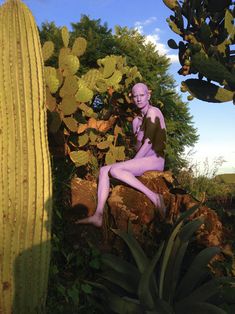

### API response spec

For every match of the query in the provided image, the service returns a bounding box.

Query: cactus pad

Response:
[72,37,87,57]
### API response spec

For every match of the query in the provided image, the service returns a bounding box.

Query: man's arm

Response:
[133,138,152,159]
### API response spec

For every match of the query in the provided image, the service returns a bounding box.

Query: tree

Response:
[38,16,198,172]
[113,26,198,171]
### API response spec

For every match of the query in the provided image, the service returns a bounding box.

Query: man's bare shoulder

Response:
[147,106,164,121]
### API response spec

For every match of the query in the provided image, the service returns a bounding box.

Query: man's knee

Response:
[99,165,110,177]
[109,166,122,179]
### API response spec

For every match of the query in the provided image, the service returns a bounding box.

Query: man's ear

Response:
[148,89,152,100]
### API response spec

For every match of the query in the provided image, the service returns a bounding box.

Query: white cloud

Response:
[134,18,178,63]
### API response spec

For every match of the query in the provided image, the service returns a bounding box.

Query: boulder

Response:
[70,171,224,248]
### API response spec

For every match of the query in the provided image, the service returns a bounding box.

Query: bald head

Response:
[131,82,151,110]
[132,83,149,94]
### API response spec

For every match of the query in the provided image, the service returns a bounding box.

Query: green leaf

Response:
[181,278,222,303]
[101,253,140,281]
[111,229,149,273]
[159,221,183,298]
[81,283,93,294]
[78,133,89,147]
[176,246,221,300]
[138,242,164,310]
[69,150,89,165]
[175,301,227,314]
[101,270,138,294]
[178,217,204,242]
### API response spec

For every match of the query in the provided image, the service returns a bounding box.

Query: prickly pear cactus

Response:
[0,1,52,313]
[44,27,142,172]
[163,0,235,103]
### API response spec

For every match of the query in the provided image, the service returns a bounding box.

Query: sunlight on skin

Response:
[77,83,167,227]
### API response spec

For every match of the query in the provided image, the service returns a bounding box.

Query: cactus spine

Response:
[0,1,52,313]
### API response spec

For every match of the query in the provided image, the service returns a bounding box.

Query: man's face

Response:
[132,85,150,109]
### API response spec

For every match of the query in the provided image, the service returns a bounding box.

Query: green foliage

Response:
[89,206,235,313]
[46,158,103,313]
[163,0,235,104]
[39,17,198,173]
[42,26,141,174]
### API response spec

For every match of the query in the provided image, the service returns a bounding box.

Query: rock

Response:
[71,177,97,218]
[70,171,224,248]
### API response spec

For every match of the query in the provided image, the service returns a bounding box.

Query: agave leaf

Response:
[138,242,164,310]
[174,204,200,226]
[159,221,183,299]
[178,217,204,242]
[107,293,143,314]
[101,270,138,294]
[111,229,149,273]
[179,278,222,304]
[176,246,221,300]
[165,217,205,302]
[86,281,142,313]
[175,301,227,314]
[164,239,188,304]
[101,253,140,279]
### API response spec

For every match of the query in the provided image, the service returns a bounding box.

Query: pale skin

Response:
[77,83,166,227]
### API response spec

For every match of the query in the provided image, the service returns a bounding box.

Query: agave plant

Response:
[89,205,234,313]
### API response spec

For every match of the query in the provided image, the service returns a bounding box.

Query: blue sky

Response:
[2,0,235,174]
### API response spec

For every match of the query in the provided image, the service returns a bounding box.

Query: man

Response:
[78,82,166,227]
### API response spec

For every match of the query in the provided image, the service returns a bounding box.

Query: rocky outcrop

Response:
[71,171,224,248]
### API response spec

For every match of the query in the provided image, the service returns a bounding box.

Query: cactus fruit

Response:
[0,0,52,313]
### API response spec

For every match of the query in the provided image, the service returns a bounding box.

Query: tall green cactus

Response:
[163,0,235,103]
[0,1,52,313]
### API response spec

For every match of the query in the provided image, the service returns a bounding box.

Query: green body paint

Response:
[141,116,167,157]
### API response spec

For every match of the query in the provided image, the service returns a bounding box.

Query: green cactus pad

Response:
[56,69,64,87]
[82,69,103,90]
[100,55,117,78]
[95,78,108,93]
[106,70,122,87]
[89,130,98,144]
[61,26,70,48]
[46,88,57,112]
[42,41,54,61]
[192,52,235,86]
[114,145,125,160]
[78,103,97,118]
[78,133,89,147]
[69,150,89,166]
[45,67,60,93]
[63,117,78,132]
[59,75,78,97]
[72,37,87,57]
[168,39,178,49]
[60,54,80,76]
[225,9,235,40]
[105,150,116,165]
[163,0,179,10]
[75,85,94,102]
[182,79,234,102]
[167,19,182,35]
[59,95,78,115]
[97,140,111,150]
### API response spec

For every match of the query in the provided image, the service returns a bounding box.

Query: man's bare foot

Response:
[76,212,103,227]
